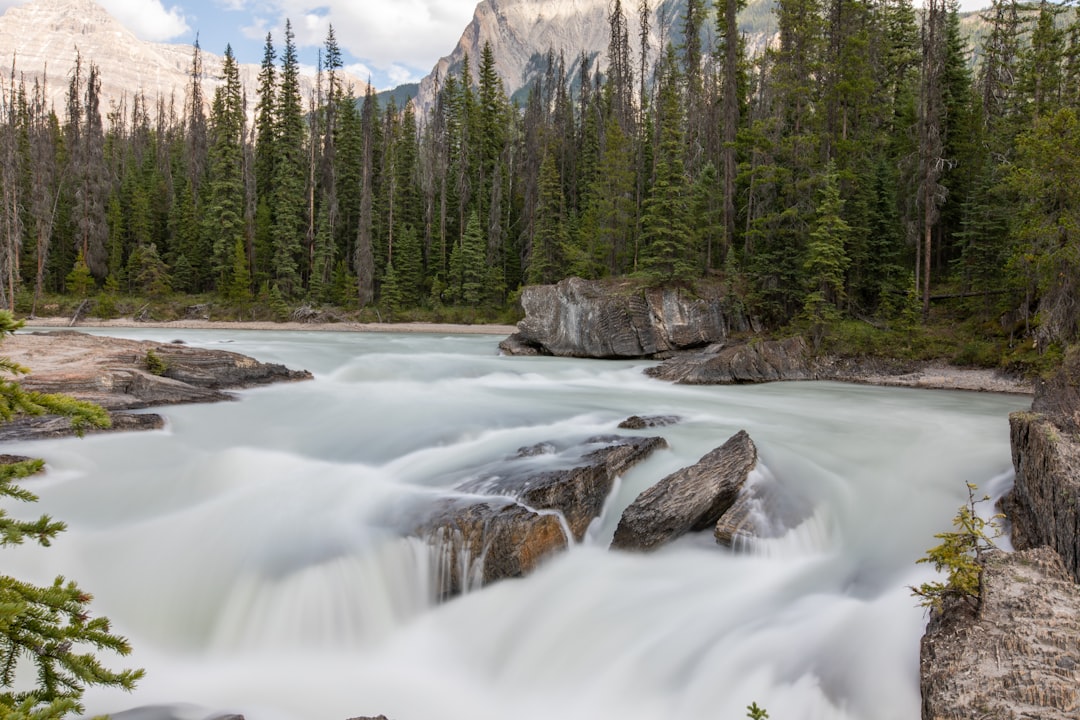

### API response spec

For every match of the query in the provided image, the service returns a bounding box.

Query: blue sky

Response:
[3,0,992,91]
[1,0,482,89]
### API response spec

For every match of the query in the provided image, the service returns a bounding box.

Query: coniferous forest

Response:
[1,0,1079,367]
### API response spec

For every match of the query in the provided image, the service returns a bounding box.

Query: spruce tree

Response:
[204,46,246,292]
[0,310,141,718]
[270,21,307,297]
[528,151,569,285]
[639,45,695,284]
[802,162,851,327]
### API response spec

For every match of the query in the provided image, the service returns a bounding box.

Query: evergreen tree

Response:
[802,162,851,327]
[204,46,246,292]
[0,310,142,719]
[528,150,569,285]
[448,211,487,305]
[639,45,695,284]
[270,21,307,297]
[1009,108,1080,348]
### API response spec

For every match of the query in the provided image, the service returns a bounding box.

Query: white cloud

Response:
[98,0,190,42]
[250,0,478,81]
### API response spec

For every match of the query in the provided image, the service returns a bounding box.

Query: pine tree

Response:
[639,45,695,284]
[271,21,307,297]
[1009,107,1080,348]
[449,211,487,305]
[802,162,851,327]
[528,150,569,285]
[0,310,141,719]
[204,46,246,292]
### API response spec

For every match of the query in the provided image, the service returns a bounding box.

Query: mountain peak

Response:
[0,0,366,125]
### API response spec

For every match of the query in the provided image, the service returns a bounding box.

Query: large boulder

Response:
[920,548,1080,720]
[500,278,750,359]
[611,430,757,551]
[416,435,667,597]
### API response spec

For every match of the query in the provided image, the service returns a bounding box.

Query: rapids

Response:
[2,329,1029,720]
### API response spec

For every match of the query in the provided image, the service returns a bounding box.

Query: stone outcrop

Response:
[2,330,311,440]
[1001,347,1080,583]
[647,337,813,384]
[920,548,1080,720]
[415,435,666,596]
[920,346,1080,719]
[499,278,750,359]
[649,337,1033,392]
[611,430,757,551]
[1004,412,1080,582]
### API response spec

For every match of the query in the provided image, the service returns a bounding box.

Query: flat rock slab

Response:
[920,547,1080,720]
[611,430,757,551]
[2,330,311,440]
[416,435,667,596]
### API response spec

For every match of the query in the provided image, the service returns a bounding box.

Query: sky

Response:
[0,0,994,91]
[0,0,483,90]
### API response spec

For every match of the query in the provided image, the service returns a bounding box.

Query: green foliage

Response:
[144,348,167,376]
[912,483,1001,612]
[126,244,171,298]
[747,702,770,720]
[64,253,94,298]
[0,311,141,718]
[266,283,291,322]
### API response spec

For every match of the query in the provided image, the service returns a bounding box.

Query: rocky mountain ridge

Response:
[0,0,366,124]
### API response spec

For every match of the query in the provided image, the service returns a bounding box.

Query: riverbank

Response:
[22,316,519,335]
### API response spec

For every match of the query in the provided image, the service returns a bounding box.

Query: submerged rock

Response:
[499,277,750,358]
[416,435,667,596]
[611,430,757,551]
[618,415,681,430]
[920,548,1080,720]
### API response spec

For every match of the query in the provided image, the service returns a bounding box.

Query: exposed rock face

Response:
[1004,412,1080,582]
[648,337,812,384]
[415,0,651,114]
[0,0,366,126]
[919,347,1080,719]
[611,430,757,551]
[2,330,311,440]
[0,411,165,442]
[649,338,1033,392]
[1002,347,1080,583]
[416,435,666,596]
[500,278,750,359]
[920,548,1080,720]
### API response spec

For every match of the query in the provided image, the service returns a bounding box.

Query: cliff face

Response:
[413,0,658,114]
[499,277,751,358]
[1002,348,1080,582]
[921,349,1080,720]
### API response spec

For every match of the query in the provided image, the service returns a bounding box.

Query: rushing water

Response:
[3,329,1028,720]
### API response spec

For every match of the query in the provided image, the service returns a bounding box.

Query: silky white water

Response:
[3,329,1028,720]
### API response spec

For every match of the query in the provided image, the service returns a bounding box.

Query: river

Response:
[3,329,1029,720]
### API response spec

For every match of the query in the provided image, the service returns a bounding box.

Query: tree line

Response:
[0,0,1078,347]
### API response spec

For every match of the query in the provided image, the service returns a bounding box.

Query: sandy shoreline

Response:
[19,316,520,335]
